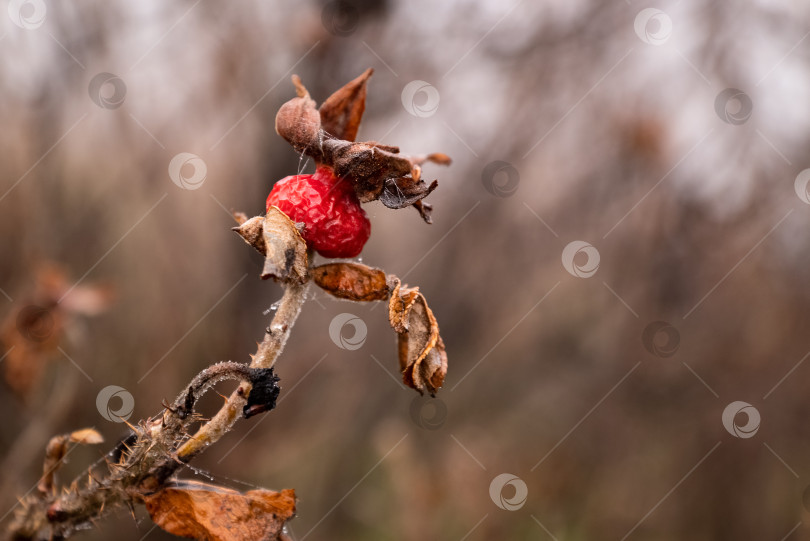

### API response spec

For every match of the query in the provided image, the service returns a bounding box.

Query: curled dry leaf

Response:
[310,263,448,394]
[233,207,307,283]
[68,428,104,445]
[0,264,114,397]
[274,69,451,223]
[38,429,104,496]
[388,276,447,395]
[144,480,296,541]
[312,262,388,301]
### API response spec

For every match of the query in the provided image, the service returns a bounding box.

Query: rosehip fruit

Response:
[266,166,371,258]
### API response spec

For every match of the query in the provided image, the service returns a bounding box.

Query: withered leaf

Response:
[388,278,420,333]
[38,428,104,495]
[69,428,104,445]
[274,72,451,222]
[379,177,439,213]
[145,480,296,541]
[234,207,308,283]
[262,207,307,282]
[1,264,113,398]
[312,262,388,301]
[388,276,447,395]
[319,68,372,142]
[58,285,115,317]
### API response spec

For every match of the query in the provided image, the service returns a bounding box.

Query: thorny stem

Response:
[175,280,307,461]
[6,277,309,540]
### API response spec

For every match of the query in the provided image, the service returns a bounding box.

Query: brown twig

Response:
[6,276,309,540]
[175,279,307,462]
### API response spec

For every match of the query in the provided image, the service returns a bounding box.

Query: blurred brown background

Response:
[3,1,810,539]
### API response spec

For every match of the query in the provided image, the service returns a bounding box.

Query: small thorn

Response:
[126,501,137,521]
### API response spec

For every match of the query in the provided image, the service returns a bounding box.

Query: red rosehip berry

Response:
[266,166,371,258]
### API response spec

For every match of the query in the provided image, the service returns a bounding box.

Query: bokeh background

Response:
[3,1,810,539]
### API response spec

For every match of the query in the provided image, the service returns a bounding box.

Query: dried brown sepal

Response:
[319,68,372,142]
[275,75,322,159]
[38,429,103,496]
[412,200,433,223]
[387,276,448,395]
[260,207,308,283]
[232,215,266,255]
[312,262,389,301]
[232,211,249,226]
[144,480,296,541]
[274,72,451,222]
[379,177,439,214]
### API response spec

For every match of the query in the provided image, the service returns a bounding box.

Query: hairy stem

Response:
[6,280,308,540]
[177,279,306,461]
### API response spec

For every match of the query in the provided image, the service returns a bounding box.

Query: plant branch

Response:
[6,278,309,540]
[175,280,307,461]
